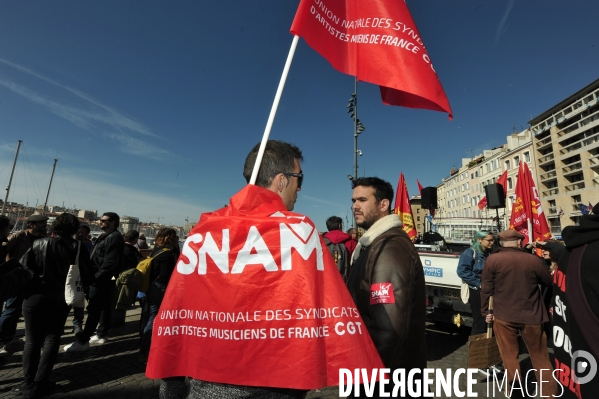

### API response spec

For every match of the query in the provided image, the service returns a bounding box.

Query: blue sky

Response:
[0,0,598,231]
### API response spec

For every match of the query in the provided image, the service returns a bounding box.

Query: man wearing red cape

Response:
[147,141,383,397]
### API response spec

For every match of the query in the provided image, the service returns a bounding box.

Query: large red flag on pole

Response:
[509,162,551,245]
[290,0,452,119]
[394,173,417,240]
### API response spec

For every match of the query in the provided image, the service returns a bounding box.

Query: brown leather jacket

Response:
[347,221,427,371]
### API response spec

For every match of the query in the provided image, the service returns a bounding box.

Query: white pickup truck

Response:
[416,240,472,328]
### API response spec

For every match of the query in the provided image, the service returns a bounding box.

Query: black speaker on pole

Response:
[485,183,506,209]
[421,187,438,209]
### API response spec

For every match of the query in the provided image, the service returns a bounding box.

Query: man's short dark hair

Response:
[102,212,120,227]
[52,213,80,237]
[79,224,91,234]
[124,230,140,243]
[243,140,303,188]
[352,177,394,214]
[326,216,343,231]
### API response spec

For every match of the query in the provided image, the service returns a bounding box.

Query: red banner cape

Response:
[290,0,452,119]
[509,162,551,245]
[394,172,417,240]
[146,185,383,389]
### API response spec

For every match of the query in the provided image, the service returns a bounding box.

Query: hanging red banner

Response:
[290,0,452,119]
[394,172,417,240]
[509,162,552,245]
[146,185,383,389]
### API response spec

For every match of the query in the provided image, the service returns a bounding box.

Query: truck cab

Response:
[416,239,472,328]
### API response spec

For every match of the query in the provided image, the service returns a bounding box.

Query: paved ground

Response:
[1,306,542,398]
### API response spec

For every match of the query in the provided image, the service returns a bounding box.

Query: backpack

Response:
[136,248,169,293]
[323,237,350,280]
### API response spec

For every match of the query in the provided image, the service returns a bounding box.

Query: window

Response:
[417,208,420,213]
[524,151,530,163]
[514,155,520,166]
[508,177,513,190]
[505,160,511,170]
[466,182,470,190]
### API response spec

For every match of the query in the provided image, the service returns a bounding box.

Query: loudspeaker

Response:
[485,184,506,209]
[421,187,437,209]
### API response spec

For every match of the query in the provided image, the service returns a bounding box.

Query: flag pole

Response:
[527,218,533,242]
[249,35,300,185]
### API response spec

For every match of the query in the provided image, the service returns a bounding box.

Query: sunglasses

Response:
[281,172,303,189]
[99,219,111,223]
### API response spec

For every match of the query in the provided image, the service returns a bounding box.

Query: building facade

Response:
[530,79,599,232]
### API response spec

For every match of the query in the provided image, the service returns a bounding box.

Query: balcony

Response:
[540,170,557,181]
[550,226,562,234]
[542,188,559,197]
[590,153,599,167]
[565,181,586,192]
[594,177,599,187]
[538,154,554,165]
[560,141,583,156]
[536,135,553,150]
[562,161,582,176]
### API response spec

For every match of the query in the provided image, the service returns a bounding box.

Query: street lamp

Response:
[347,78,366,228]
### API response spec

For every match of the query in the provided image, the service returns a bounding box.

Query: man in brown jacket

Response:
[481,230,556,397]
[346,177,426,397]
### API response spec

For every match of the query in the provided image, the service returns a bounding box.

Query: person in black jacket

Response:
[65,212,124,351]
[123,230,142,270]
[19,213,91,398]
[139,227,177,362]
[0,215,32,303]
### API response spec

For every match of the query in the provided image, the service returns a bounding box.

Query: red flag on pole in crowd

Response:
[509,162,552,245]
[290,0,452,119]
[146,185,384,388]
[477,171,508,210]
[394,173,417,241]
[416,179,423,195]
[477,196,488,210]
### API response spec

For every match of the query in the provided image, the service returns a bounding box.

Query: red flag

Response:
[146,185,383,388]
[394,173,417,240]
[477,196,487,210]
[416,179,423,196]
[496,170,508,194]
[509,162,552,245]
[290,0,452,119]
[478,171,508,210]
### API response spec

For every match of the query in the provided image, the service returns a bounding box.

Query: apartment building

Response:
[530,78,599,233]
[500,130,535,218]
[433,132,536,240]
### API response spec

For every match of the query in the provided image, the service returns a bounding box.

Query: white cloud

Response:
[0,58,157,138]
[104,133,171,160]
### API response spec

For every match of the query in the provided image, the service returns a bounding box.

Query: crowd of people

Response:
[457,212,599,398]
[1,139,597,399]
[0,211,180,398]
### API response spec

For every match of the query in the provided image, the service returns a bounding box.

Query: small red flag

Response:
[290,0,452,119]
[394,173,417,240]
[509,162,552,245]
[478,196,488,210]
[416,179,423,196]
